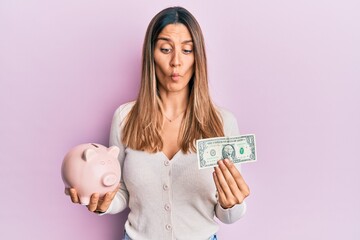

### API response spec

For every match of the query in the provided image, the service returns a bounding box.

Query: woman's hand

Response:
[67,184,120,213]
[213,159,250,209]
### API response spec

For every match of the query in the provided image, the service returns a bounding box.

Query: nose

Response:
[170,50,181,67]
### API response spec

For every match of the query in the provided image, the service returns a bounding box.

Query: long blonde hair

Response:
[122,7,224,153]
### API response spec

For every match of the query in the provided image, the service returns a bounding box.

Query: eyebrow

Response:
[156,37,193,44]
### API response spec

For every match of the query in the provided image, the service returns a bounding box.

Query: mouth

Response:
[171,73,181,81]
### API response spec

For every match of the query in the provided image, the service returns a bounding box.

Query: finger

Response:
[218,160,248,204]
[112,183,120,197]
[96,185,120,213]
[96,192,113,213]
[213,170,238,208]
[217,161,248,207]
[223,159,250,197]
[87,193,99,212]
[217,160,240,197]
[108,184,121,203]
[213,171,226,201]
[69,188,79,203]
[214,164,233,199]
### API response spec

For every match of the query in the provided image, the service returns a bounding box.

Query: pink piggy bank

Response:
[61,143,120,205]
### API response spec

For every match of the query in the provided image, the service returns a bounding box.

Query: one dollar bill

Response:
[196,134,257,169]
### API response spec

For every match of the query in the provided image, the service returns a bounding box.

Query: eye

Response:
[183,49,193,54]
[160,48,172,54]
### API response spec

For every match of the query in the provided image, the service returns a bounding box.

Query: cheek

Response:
[154,61,163,76]
[154,56,169,75]
[155,64,168,80]
[187,58,195,73]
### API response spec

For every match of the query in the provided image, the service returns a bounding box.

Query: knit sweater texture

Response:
[106,101,247,240]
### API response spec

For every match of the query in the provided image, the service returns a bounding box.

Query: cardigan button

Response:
[165,224,172,230]
[164,160,170,166]
[164,204,171,211]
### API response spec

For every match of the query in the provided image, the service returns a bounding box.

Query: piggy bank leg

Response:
[79,196,90,205]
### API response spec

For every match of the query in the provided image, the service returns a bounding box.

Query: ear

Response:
[83,148,96,161]
[108,146,120,158]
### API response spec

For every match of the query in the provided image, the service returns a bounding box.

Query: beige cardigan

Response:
[106,101,246,240]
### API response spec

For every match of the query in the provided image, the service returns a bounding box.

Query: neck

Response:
[159,89,189,118]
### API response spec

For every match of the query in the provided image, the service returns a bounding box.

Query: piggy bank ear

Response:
[108,146,120,158]
[83,148,96,161]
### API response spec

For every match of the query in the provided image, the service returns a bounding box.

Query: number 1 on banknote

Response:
[196,134,257,169]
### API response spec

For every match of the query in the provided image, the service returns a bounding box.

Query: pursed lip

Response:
[171,73,181,80]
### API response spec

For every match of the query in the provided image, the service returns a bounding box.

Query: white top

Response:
[106,101,247,240]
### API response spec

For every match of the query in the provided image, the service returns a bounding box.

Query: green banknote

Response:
[196,134,257,169]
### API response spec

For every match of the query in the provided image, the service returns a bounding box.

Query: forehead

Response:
[157,23,192,42]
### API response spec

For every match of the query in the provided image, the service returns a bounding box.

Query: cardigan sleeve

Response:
[104,102,135,214]
[214,107,247,224]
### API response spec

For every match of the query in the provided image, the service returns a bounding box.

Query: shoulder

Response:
[217,106,236,121]
[216,106,240,136]
[109,101,136,144]
[112,101,136,122]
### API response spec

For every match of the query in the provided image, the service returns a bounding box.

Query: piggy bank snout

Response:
[102,173,118,187]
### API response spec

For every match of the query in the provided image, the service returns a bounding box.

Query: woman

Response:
[69,6,250,240]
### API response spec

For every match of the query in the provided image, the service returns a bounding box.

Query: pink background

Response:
[1,0,359,239]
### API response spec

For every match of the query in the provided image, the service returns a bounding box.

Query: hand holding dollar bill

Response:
[196,134,257,169]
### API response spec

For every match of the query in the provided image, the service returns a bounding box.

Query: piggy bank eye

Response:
[101,161,105,165]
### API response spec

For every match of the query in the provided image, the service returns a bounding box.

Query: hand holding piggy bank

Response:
[61,143,121,206]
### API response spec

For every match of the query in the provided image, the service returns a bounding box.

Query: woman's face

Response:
[154,23,194,95]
